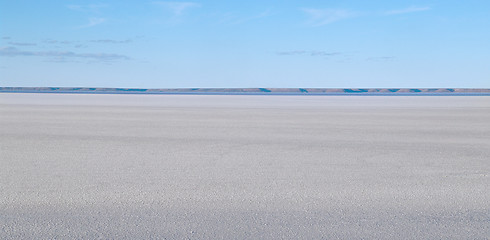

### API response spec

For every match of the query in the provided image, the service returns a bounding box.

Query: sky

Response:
[1,0,489,88]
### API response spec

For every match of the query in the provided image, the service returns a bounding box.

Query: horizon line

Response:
[1,87,490,96]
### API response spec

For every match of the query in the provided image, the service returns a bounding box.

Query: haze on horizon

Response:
[1,0,489,88]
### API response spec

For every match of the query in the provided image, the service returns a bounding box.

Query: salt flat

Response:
[1,93,489,239]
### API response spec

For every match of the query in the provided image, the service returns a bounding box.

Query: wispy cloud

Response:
[67,4,108,14]
[224,10,273,25]
[90,39,132,44]
[79,17,106,28]
[44,39,74,44]
[41,38,134,48]
[385,6,430,15]
[277,50,307,56]
[277,50,342,56]
[302,8,357,26]
[152,1,200,16]
[366,56,396,61]
[67,4,108,28]
[2,37,11,40]
[0,46,129,61]
[8,42,37,46]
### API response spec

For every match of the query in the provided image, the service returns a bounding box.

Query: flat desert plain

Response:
[1,93,489,239]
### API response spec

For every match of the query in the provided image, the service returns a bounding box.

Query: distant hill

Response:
[1,87,489,95]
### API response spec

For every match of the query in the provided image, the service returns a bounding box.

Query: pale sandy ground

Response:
[0,93,489,239]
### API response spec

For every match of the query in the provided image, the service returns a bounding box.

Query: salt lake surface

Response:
[1,93,489,239]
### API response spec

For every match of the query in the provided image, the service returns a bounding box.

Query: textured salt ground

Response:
[1,94,489,239]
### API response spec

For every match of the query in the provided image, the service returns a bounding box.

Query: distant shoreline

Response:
[1,87,490,96]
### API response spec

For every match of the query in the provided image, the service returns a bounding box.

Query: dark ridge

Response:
[344,89,369,93]
[1,87,490,95]
[115,88,147,92]
[259,88,271,92]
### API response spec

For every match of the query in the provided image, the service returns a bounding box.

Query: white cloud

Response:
[67,5,83,11]
[67,4,108,13]
[80,17,106,28]
[302,8,356,26]
[277,50,342,56]
[90,39,132,44]
[0,46,129,61]
[8,42,37,46]
[385,6,430,15]
[43,39,75,44]
[225,10,273,25]
[67,4,108,28]
[153,1,200,15]
[366,56,396,62]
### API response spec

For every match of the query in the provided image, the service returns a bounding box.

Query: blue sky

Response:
[1,0,489,88]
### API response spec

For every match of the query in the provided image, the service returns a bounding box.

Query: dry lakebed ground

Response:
[1,93,489,239]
